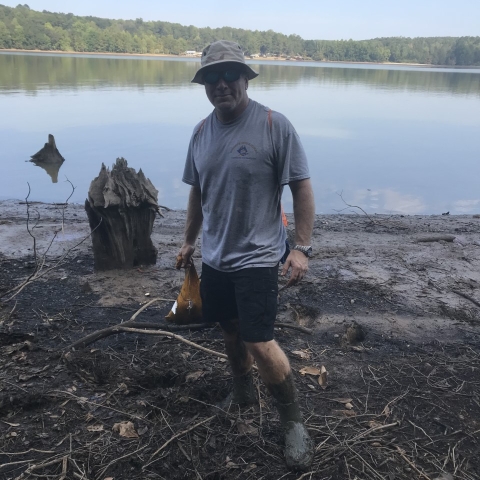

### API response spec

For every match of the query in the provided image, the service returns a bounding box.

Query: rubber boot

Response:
[267,373,314,470]
[218,371,257,410]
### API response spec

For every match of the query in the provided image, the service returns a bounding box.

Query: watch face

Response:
[306,247,313,257]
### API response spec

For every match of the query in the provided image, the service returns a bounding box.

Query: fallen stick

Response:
[295,472,315,480]
[68,297,170,349]
[395,446,432,480]
[13,455,67,479]
[119,327,229,361]
[276,322,313,335]
[95,445,148,480]
[69,317,312,350]
[415,235,456,243]
[452,289,480,309]
[59,455,68,480]
[351,421,399,441]
[144,416,214,466]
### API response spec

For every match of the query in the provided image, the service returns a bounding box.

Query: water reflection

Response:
[0,53,479,97]
[0,53,479,214]
[30,159,64,183]
[347,189,427,215]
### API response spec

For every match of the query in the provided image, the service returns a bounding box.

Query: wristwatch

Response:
[293,245,313,258]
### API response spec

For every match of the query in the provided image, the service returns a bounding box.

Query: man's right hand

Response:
[176,244,195,269]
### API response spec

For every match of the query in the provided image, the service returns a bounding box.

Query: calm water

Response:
[1,52,479,214]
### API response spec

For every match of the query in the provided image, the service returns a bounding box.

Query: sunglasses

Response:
[203,69,242,85]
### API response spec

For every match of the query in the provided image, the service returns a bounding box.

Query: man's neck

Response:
[215,99,250,124]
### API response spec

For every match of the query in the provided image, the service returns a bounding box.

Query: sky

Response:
[2,0,479,40]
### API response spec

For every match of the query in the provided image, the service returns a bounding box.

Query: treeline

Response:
[1,4,480,66]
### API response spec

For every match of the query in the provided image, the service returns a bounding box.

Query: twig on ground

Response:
[13,454,67,479]
[25,182,40,265]
[95,445,148,480]
[61,177,76,235]
[276,322,313,335]
[352,421,399,441]
[68,297,174,349]
[48,390,147,421]
[0,458,35,471]
[59,455,68,480]
[407,419,434,443]
[144,416,214,467]
[119,327,229,361]
[335,191,378,225]
[295,472,315,480]
[395,446,433,480]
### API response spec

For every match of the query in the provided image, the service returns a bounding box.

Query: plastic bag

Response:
[165,259,202,324]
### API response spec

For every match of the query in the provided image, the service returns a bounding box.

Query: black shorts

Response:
[200,263,279,343]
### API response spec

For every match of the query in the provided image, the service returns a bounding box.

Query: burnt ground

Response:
[1,202,480,479]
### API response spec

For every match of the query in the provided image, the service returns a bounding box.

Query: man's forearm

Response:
[184,185,203,245]
[290,179,315,245]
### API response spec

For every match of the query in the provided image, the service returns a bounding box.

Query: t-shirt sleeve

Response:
[182,128,201,187]
[272,113,310,186]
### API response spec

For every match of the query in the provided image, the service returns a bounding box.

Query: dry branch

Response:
[276,322,313,335]
[395,446,433,480]
[415,235,456,243]
[69,299,312,350]
[68,297,174,349]
[95,445,148,480]
[144,416,214,467]
[351,421,399,441]
[119,327,228,361]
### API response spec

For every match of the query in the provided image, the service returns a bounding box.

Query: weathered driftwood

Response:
[30,134,65,163]
[415,235,456,243]
[85,157,159,271]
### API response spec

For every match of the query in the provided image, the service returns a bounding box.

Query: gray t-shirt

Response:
[182,99,309,272]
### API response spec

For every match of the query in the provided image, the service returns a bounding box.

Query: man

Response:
[177,40,315,470]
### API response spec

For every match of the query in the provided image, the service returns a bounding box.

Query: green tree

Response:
[0,20,12,48]
[71,21,87,51]
[10,18,25,48]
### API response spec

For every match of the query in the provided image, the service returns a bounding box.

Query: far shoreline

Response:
[1,48,479,70]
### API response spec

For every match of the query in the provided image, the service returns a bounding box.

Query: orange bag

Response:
[165,259,202,324]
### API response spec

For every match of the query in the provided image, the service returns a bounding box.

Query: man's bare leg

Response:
[245,339,314,470]
[219,323,256,407]
[222,324,254,376]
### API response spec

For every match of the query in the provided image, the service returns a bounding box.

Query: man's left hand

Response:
[281,250,309,287]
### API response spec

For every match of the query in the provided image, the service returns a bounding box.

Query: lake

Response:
[0,52,479,214]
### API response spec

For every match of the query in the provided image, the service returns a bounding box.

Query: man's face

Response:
[203,63,249,121]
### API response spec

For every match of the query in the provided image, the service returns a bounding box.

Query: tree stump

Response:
[85,158,159,271]
[30,134,65,183]
[31,134,65,163]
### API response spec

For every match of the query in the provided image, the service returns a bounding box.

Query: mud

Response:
[1,200,480,479]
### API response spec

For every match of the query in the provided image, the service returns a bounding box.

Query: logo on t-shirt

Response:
[237,145,248,157]
[231,142,258,160]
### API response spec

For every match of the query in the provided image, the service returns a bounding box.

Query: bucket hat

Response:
[191,40,259,85]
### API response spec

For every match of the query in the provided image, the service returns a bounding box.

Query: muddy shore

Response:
[1,200,480,479]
